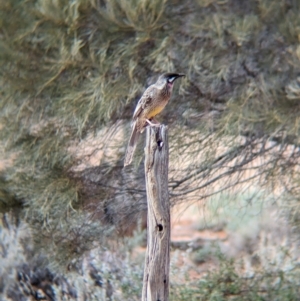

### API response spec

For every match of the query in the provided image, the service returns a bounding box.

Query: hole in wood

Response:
[157,140,163,149]
[157,224,163,231]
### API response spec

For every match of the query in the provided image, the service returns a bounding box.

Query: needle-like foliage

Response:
[1,0,300,266]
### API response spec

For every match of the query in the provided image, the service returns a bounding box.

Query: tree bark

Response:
[142,125,170,301]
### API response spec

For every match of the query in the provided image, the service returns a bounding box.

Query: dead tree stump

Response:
[142,125,170,301]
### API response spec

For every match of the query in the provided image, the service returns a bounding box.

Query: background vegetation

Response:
[1,0,300,300]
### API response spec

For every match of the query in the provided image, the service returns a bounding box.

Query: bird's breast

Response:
[147,103,167,119]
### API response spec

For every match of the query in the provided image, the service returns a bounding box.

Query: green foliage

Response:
[0,213,144,300]
[173,190,300,300]
[92,0,167,32]
[197,191,264,233]
[191,245,215,264]
[171,252,300,301]
[1,209,300,300]
[1,0,300,266]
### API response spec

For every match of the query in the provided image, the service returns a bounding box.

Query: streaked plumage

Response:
[124,73,184,166]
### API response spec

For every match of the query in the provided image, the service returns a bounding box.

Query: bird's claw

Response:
[146,119,161,127]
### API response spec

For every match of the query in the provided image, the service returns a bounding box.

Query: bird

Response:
[124,72,185,166]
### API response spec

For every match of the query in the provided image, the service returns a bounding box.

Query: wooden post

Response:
[142,125,170,301]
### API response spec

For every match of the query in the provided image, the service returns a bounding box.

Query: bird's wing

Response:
[132,86,154,120]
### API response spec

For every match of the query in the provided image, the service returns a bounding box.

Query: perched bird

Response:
[124,72,185,166]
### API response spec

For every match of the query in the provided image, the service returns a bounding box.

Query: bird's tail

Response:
[124,122,140,166]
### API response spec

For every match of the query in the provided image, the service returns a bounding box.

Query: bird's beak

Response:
[171,74,185,83]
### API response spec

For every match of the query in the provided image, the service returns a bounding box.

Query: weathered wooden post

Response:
[142,125,170,301]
